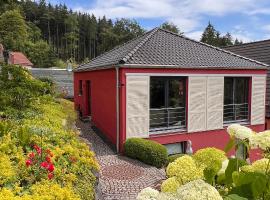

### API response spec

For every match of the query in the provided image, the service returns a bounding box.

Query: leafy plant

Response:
[0,120,12,137]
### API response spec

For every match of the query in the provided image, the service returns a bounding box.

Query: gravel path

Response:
[77,120,165,200]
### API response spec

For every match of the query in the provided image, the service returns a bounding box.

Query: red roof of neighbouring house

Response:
[9,52,33,67]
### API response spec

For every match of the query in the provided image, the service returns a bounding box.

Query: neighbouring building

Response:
[30,68,74,99]
[8,52,33,69]
[74,28,268,160]
[224,40,270,129]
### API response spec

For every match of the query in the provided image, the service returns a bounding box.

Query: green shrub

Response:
[124,138,168,168]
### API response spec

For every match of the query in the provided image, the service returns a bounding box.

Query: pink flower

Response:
[47,164,54,172]
[26,159,32,167]
[48,172,54,180]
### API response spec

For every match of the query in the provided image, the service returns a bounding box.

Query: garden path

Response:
[77,120,165,200]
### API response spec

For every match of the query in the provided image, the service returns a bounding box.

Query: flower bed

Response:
[0,65,99,199]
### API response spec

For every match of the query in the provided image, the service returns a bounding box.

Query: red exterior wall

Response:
[74,69,117,145]
[119,68,267,159]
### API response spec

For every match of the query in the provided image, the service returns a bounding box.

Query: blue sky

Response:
[47,0,270,42]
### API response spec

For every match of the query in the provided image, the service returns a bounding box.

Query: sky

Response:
[46,0,270,42]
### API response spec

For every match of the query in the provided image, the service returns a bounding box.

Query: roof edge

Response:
[121,28,159,63]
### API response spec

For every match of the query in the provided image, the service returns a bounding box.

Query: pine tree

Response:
[200,22,219,46]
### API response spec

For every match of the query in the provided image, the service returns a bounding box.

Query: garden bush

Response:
[124,138,168,168]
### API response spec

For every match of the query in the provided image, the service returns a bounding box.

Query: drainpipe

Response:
[115,66,120,153]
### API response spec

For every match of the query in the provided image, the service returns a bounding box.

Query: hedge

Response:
[124,138,168,168]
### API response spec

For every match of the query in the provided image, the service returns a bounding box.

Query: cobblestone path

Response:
[77,120,165,200]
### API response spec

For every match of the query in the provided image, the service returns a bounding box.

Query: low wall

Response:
[30,68,73,98]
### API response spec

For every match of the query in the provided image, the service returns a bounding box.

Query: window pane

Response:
[224,77,249,123]
[150,78,165,108]
[150,77,186,131]
[169,79,185,107]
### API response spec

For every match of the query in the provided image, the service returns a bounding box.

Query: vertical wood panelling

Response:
[251,76,266,125]
[207,77,224,130]
[126,75,150,138]
[188,77,207,132]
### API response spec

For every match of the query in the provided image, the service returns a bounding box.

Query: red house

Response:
[74,28,267,158]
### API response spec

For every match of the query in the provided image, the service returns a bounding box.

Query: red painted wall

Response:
[74,68,117,145]
[119,68,267,158]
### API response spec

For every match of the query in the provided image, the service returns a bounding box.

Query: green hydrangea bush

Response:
[137,124,270,200]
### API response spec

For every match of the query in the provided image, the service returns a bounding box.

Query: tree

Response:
[24,40,56,68]
[200,22,219,46]
[234,38,243,45]
[0,10,28,51]
[160,22,183,35]
[218,32,233,47]
[200,22,234,47]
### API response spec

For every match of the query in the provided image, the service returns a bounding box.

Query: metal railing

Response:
[223,103,249,124]
[150,107,186,132]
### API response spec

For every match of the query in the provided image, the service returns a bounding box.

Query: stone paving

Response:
[77,120,166,200]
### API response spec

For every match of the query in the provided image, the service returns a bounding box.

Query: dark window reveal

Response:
[223,77,249,124]
[79,80,83,95]
[150,77,186,131]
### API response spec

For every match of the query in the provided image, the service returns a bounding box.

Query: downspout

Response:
[115,66,120,153]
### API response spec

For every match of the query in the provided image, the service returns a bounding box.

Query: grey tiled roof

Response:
[75,28,268,71]
[224,40,270,117]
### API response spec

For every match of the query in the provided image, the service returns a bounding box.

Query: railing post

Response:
[167,108,170,128]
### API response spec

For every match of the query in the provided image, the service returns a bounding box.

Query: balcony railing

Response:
[223,103,249,124]
[150,107,186,132]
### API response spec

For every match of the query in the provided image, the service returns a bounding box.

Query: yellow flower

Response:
[0,153,15,185]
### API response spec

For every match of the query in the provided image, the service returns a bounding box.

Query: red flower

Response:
[40,161,49,169]
[26,159,32,167]
[33,144,41,155]
[47,164,54,172]
[45,156,51,163]
[48,172,54,180]
[28,152,35,159]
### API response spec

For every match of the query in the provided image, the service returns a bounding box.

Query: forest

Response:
[0,0,241,68]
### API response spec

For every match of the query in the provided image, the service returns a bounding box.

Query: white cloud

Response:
[72,0,270,40]
[185,31,203,41]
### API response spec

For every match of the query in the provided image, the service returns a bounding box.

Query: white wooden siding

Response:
[207,77,224,130]
[126,75,150,138]
[251,76,266,125]
[188,77,207,132]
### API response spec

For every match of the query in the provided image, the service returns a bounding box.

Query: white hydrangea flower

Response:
[217,159,229,175]
[176,179,223,200]
[249,131,270,150]
[137,187,159,200]
[156,193,178,200]
[227,124,242,137]
[234,127,253,140]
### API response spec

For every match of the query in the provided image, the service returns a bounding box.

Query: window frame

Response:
[149,76,187,133]
[223,77,250,125]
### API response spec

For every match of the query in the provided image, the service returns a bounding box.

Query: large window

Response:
[223,77,249,124]
[150,77,186,132]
